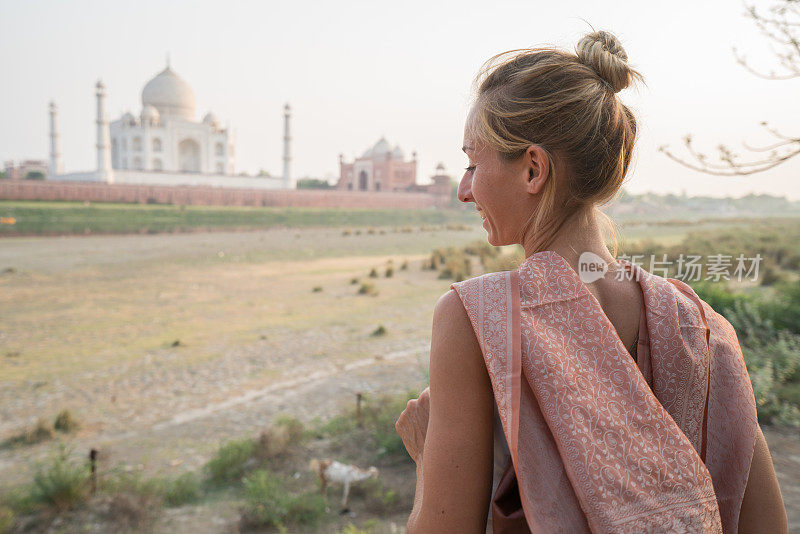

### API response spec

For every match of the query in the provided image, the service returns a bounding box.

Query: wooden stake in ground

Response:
[356,392,363,429]
[89,448,98,494]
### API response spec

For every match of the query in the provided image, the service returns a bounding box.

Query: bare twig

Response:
[662,0,800,176]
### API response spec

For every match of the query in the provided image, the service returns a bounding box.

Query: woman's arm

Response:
[404,289,495,534]
[737,425,787,533]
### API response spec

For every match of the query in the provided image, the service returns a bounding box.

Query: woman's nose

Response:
[458,174,473,203]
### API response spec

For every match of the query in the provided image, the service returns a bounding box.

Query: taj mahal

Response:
[47,62,293,190]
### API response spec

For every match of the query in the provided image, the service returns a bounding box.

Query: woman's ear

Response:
[525,144,549,195]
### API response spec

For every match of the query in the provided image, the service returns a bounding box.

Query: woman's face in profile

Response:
[459,108,531,247]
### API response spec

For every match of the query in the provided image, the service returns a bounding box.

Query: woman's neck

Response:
[522,207,616,274]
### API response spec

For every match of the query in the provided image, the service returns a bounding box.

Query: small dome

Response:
[203,112,218,127]
[436,162,445,172]
[141,105,160,124]
[391,145,405,159]
[362,137,391,158]
[141,65,195,120]
[121,111,136,126]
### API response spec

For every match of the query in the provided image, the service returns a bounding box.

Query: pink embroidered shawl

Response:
[450,250,758,533]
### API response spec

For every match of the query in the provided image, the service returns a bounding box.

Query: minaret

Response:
[48,101,63,177]
[282,103,292,189]
[95,80,113,183]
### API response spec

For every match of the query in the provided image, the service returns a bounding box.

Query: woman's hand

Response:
[395,386,430,464]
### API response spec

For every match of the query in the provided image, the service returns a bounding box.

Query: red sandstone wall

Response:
[0,180,451,209]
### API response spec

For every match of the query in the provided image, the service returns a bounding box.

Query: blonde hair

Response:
[469,29,645,256]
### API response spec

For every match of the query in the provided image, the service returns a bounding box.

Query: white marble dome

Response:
[202,112,219,127]
[141,66,195,120]
[141,104,160,125]
[121,111,136,126]
[391,145,404,159]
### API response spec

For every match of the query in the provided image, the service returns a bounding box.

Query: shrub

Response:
[203,438,256,485]
[160,472,201,507]
[361,390,420,459]
[400,260,408,271]
[312,286,323,293]
[274,415,305,444]
[53,410,79,434]
[350,477,404,516]
[315,413,357,438]
[338,522,379,534]
[3,418,55,448]
[28,445,90,512]
[759,264,787,286]
[350,277,359,285]
[482,249,524,274]
[255,416,306,460]
[385,267,394,278]
[724,299,800,426]
[240,470,327,531]
[368,268,378,278]
[371,325,387,337]
[103,491,161,531]
[358,283,378,296]
[28,418,55,444]
[0,506,15,533]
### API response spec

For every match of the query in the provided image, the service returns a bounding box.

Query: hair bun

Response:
[575,30,638,93]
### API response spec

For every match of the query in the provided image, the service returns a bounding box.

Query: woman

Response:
[394,29,787,533]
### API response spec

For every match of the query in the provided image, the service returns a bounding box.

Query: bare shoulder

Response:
[430,289,485,386]
[433,289,479,351]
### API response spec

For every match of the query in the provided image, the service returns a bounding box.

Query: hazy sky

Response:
[2,0,799,199]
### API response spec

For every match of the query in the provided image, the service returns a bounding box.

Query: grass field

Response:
[0,200,479,236]
[1,211,798,532]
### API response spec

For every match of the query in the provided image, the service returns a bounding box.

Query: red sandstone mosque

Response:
[337,137,451,198]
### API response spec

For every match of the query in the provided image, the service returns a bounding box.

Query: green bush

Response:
[371,325,387,337]
[315,413,357,438]
[273,415,306,444]
[160,472,202,507]
[255,415,308,459]
[723,299,800,426]
[357,282,378,296]
[689,279,800,427]
[350,476,404,516]
[2,417,54,448]
[102,470,162,500]
[362,389,420,459]
[0,505,15,533]
[53,410,80,433]
[28,446,90,512]
[337,522,380,534]
[240,470,327,530]
[203,438,256,485]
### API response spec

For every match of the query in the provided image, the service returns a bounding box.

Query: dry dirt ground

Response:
[0,226,797,532]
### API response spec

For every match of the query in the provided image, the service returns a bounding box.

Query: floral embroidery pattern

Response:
[451,250,756,533]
